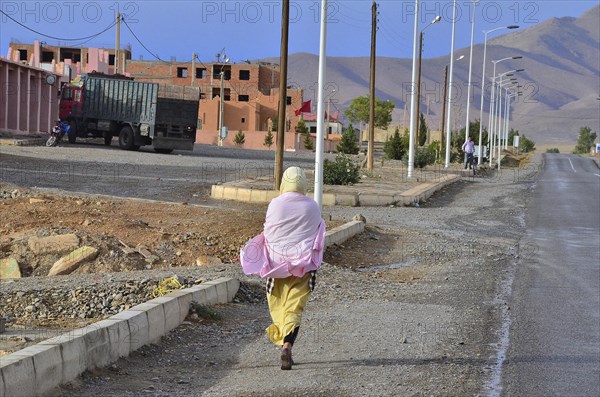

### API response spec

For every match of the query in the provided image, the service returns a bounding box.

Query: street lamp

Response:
[415,15,442,146]
[476,25,519,165]
[463,0,477,145]
[494,70,523,151]
[488,58,522,162]
[505,87,522,149]
[496,79,516,149]
[217,53,230,147]
[408,0,420,178]
[440,55,464,153]
[505,90,522,149]
[495,77,520,170]
[444,0,458,168]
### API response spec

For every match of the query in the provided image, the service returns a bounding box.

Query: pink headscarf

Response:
[240,167,326,278]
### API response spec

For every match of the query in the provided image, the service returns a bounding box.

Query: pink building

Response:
[0,56,61,135]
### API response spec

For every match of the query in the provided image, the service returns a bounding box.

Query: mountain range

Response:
[266,5,599,145]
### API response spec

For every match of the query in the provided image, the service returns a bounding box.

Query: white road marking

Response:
[568,158,576,173]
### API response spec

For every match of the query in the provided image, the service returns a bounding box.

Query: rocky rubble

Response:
[1,275,206,324]
[0,187,30,200]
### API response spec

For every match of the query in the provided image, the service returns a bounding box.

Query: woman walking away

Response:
[240,167,326,370]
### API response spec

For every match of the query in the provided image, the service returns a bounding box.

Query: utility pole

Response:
[426,95,431,144]
[274,0,290,190]
[191,52,196,86]
[115,11,120,74]
[368,0,377,172]
[415,31,423,146]
[326,91,334,138]
[218,69,224,146]
[440,65,448,150]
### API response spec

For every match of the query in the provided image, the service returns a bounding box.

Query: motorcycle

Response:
[46,120,71,147]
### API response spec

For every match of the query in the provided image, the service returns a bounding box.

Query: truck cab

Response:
[59,85,83,121]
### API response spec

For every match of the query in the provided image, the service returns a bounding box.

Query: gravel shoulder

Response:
[1,143,542,396]
[41,156,543,397]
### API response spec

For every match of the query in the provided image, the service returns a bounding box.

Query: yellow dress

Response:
[265,272,313,345]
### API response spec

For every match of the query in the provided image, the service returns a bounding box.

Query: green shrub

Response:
[402,146,436,168]
[546,148,560,153]
[520,134,536,152]
[303,133,314,150]
[428,140,442,161]
[337,126,359,154]
[573,126,597,154]
[263,130,274,148]
[324,154,360,185]
[383,127,409,160]
[234,130,245,146]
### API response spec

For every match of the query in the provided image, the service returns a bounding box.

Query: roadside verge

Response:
[211,175,460,207]
[0,220,364,397]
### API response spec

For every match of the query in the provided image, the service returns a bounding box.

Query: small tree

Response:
[263,130,274,149]
[303,133,314,150]
[574,126,597,154]
[234,129,245,146]
[295,119,313,150]
[520,134,536,153]
[295,119,308,134]
[345,95,395,129]
[507,128,520,147]
[418,113,428,146]
[337,125,359,154]
[428,140,442,161]
[383,127,409,160]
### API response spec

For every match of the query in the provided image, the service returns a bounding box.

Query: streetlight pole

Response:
[444,0,458,168]
[440,65,448,153]
[477,25,519,164]
[488,58,522,163]
[463,0,477,145]
[407,0,420,178]
[505,90,521,149]
[217,55,230,147]
[314,0,328,209]
[495,77,518,170]
[218,69,224,145]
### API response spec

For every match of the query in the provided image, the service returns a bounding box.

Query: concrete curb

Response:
[0,277,239,397]
[0,138,46,146]
[211,174,460,207]
[325,220,365,247]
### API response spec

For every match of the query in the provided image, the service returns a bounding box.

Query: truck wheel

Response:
[118,126,137,150]
[67,120,77,144]
[103,131,112,146]
[154,148,173,154]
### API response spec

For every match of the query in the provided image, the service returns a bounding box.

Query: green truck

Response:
[59,73,200,153]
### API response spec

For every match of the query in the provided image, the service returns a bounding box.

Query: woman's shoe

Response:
[280,347,292,370]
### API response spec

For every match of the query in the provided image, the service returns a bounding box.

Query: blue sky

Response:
[1,1,597,63]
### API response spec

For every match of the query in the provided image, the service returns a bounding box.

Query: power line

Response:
[121,17,194,64]
[0,9,116,41]
[120,17,169,63]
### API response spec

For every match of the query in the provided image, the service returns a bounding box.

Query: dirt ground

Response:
[0,185,349,279]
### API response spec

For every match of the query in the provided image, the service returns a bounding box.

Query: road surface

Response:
[501,154,600,396]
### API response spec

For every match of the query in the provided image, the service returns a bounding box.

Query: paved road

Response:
[501,154,600,396]
[0,143,323,204]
